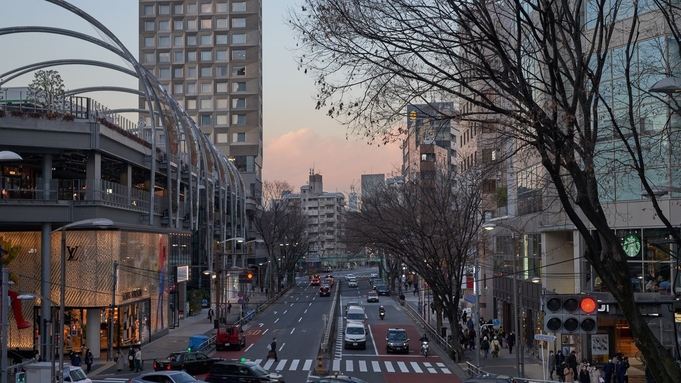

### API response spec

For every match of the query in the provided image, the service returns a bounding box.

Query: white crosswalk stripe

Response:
[345,359,353,372]
[289,359,300,370]
[384,360,395,372]
[303,359,313,370]
[359,360,368,372]
[397,361,409,373]
[371,360,381,372]
[246,358,451,374]
[333,359,341,371]
[410,361,422,373]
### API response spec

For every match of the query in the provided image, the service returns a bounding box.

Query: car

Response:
[386,328,410,354]
[366,291,379,303]
[127,371,207,383]
[370,273,378,279]
[376,285,390,296]
[344,322,367,349]
[215,325,246,351]
[345,301,361,314]
[319,285,331,297]
[311,278,321,286]
[205,360,285,383]
[462,375,516,383]
[308,376,369,383]
[345,307,368,327]
[345,274,355,281]
[347,278,358,288]
[153,351,224,375]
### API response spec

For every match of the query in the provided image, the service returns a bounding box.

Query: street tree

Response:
[289,1,681,380]
[27,69,66,112]
[344,169,484,352]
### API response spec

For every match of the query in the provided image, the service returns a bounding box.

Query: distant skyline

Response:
[1,0,402,195]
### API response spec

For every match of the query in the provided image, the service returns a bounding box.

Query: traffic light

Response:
[543,294,598,334]
[247,273,253,280]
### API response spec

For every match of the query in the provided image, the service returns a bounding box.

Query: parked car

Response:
[344,322,367,349]
[205,360,285,383]
[376,285,390,296]
[386,328,410,354]
[153,351,223,375]
[366,291,379,303]
[215,325,246,351]
[128,371,207,383]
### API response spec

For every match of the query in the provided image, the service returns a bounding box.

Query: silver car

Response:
[127,371,207,383]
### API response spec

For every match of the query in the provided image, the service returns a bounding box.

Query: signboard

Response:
[591,334,609,355]
[177,265,189,282]
[534,334,557,342]
[623,234,641,257]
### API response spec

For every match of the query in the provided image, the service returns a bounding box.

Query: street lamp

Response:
[16,294,58,383]
[213,237,245,321]
[52,218,114,383]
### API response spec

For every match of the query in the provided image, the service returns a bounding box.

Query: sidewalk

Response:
[90,289,269,378]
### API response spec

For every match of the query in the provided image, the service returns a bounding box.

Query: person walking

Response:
[227,301,232,314]
[564,362,575,383]
[548,350,556,380]
[266,337,278,362]
[84,348,94,373]
[556,361,567,382]
[602,357,615,383]
[208,307,214,322]
[71,352,81,367]
[490,336,501,358]
[507,330,516,354]
[579,363,591,383]
[480,336,490,358]
[134,347,142,373]
[114,349,125,372]
[128,347,135,371]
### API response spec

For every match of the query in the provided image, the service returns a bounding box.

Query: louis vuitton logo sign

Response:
[66,246,81,261]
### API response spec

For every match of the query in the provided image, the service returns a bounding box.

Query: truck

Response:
[22,362,91,383]
[215,324,246,351]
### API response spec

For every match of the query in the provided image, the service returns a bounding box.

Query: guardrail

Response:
[320,282,340,354]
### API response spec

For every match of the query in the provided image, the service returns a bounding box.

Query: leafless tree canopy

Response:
[291,0,681,380]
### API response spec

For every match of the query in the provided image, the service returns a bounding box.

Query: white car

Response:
[345,274,355,280]
[347,278,358,288]
[344,322,367,349]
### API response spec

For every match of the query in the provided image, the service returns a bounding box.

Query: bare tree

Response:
[345,169,484,354]
[290,1,681,380]
[27,69,65,112]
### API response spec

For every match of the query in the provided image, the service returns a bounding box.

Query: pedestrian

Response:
[413,286,417,296]
[588,363,601,383]
[556,349,565,366]
[615,356,629,383]
[480,336,490,358]
[266,337,278,362]
[507,331,516,354]
[557,361,566,382]
[461,310,467,324]
[602,357,615,383]
[564,362,575,383]
[490,336,501,358]
[579,363,590,383]
[468,328,476,351]
[208,307,214,322]
[548,350,556,380]
[134,347,142,372]
[227,301,232,314]
[72,352,81,367]
[260,285,264,293]
[128,347,135,371]
[12,348,22,374]
[84,348,94,373]
[114,349,124,372]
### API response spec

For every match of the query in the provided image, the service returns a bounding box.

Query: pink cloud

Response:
[263,128,402,194]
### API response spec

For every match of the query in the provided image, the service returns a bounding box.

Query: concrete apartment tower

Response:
[139,0,262,200]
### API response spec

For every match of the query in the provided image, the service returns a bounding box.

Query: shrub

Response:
[0,110,5,118]
[10,110,24,118]
[62,113,75,121]
[28,111,43,119]
[46,112,60,120]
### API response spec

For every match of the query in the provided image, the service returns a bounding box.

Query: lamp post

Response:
[16,294,58,383]
[214,237,244,321]
[52,218,114,383]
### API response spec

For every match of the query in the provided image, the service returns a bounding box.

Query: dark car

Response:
[386,328,409,353]
[205,360,285,383]
[376,285,390,296]
[153,351,223,375]
[127,370,207,383]
[462,375,515,383]
[319,285,331,297]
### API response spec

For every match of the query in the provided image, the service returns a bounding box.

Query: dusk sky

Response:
[1,0,402,195]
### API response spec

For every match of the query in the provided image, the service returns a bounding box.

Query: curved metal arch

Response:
[0,27,125,60]
[0,59,136,87]
[65,86,145,97]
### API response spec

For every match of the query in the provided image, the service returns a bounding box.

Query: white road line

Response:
[410,361,423,373]
[384,361,395,372]
[397,361,409,372]
[263,359,274,369]
[253,359,263,364]
[359,360,367,372]
[290,328,295,334]
[371,360,381,372]
[427,367,438,373]
[304,309,308,313]
[283,310,288,314]
[279,342,285,351]
[367,325,378,355]
[274,318,279,323]
[262,329,268,335]
[441,368,452,374]
[245,344,253,352]
[275,359,287,370]
[345,359,353,372]
[436,362,446,368]
[303,359,313,370]
[332,359,341,371]
[298,317,303,322]
[289,359,300,370]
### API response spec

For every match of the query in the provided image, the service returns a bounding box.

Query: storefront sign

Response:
[177,265,189,282]
[66,246,81,261]
[623,234,641,257]
[121,288,143,301]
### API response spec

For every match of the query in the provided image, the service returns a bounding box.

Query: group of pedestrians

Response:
[70,348,94,373]
[547,349,632,383]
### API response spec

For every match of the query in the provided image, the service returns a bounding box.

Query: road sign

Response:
[534,334,557,342]
[220,303,226,309]
[493,318,500,327]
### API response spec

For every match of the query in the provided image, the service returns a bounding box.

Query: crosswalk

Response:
[252,358,451,374]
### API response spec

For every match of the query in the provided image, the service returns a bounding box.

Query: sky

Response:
[0,0,402,195]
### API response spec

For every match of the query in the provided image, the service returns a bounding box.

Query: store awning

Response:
[464,295,476,303]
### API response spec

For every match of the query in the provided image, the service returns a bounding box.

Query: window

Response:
[201,115,212,125]
[173,51,183,63]
[173,84,183,94]
[232,18,246,28]
[200,35,211,45]
[188,3,197,13]
[216,34,228,45]
[159,4,170,14]
[187,35,197,46]
[232,50,246,60]
[187,52,196,62]
[159,20,170,31]
[216,18,228,28]
[174,4,183,14]
[201,51,212,61]
[216,83,228,92]
[232,34,246,44]
[144,37,154,47]
[174,20,183,30]
[216,99,228,108]
[143,4,154,15]
[159,36,170,47]
[187,67,197,78]
[216,116,228,125]
[158,52,170,63]
[421,153,435,162]
[232,66,246,76]
[159,68,170,80]
[201,83,211,93]
[234,132,246,142]
[216,66,228,76]
[233,82,246,92]
[201,19,212,29]
[232,114,246,124]
[217,2,228,12]
[200,99,212,110]
[200,67,211,77]
[187,19,197,30]
[174,36,183,46]
[186,99,197,109]
[233,98,246,108]
[233,2,246,12]
[216,132,228,143]
[144,21,154,31]
[216,50,227,61]
[187,83,197,93]
[174,68,183,78]
[143,53,154,64]
[200,3,212,13]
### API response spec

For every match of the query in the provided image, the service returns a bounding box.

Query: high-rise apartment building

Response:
[139,0,262,200]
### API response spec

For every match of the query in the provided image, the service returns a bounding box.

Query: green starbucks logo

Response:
[623,234,641,257]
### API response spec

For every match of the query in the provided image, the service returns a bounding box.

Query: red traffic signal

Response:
[544,294,598,334]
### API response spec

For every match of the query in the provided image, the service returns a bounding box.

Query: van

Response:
[345,307,367,327]
[215,325,246,351]
[24,362,92,383]
[344,322,367,349]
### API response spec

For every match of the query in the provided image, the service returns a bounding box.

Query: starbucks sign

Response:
[623,234,641,257]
